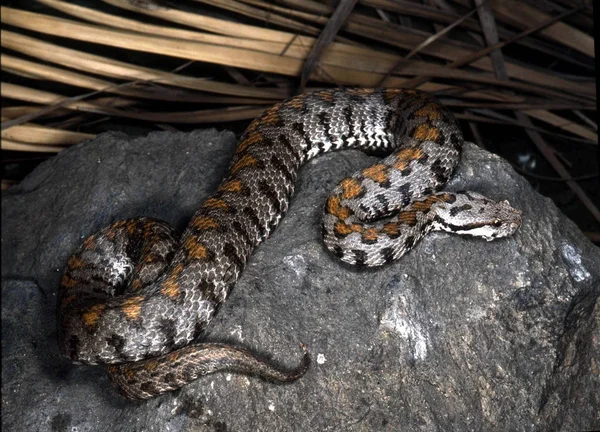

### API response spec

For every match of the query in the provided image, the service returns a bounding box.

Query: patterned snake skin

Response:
[58,88,522,400]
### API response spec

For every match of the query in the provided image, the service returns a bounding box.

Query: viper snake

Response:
[58,88,522,399]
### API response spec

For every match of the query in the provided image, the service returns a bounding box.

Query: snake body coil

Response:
[58,88,521,399]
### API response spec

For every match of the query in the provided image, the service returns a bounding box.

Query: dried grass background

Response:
[1,0,597,238]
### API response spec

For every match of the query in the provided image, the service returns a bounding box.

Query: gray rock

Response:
[2,129,598,431]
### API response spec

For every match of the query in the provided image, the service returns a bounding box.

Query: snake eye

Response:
[492,219,502,227]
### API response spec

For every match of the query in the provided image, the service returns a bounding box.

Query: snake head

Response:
[432,191,522,241]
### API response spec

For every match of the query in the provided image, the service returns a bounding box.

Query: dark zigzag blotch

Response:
[332,245,345,258]
[449,203,472,217]
[277,133,302,164]
[396,183,412,207]
[317,111,334,145]
[450,132,462,151]
[198,280,221,305]
[158,318,178,351]
[223,243,244,274]
[258,180,283,215]
[68,335,80,360]
[123,231,147,267]
[163,372,178,385]
[352,249,368,266]
[269,154,296,186]
[403,235,416,250]
[242,207,266,240]
[343,105,355,140]
[231,220,252,246]
[316,141,327,156]
[292,122,312,148]
[358,203,370,217]
[430,159,449,184]
[384,108,399,144]
[358,116,368,143]
[193,319,207,339]
[435,129,447,147]
[380,247,395,264]
[140,381,162,397]
[375,193,391,213]
[106,334,126,355]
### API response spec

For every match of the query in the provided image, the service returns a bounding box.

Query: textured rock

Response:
[2,129,599,431]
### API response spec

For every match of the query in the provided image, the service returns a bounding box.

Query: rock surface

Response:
[2,129,599,431]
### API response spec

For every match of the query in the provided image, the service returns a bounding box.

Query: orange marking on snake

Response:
[236,131,262,154]
[126,221,137,236]
[183,237,211,261]
[261,110,281,125]
[350,223,363,232]
[82,304,106,329]
[334,222,363,236]
[110,365,135,381]
[326,196,351,220]
[122,296,144,320]
[230,154,259,174]
[143,253,156,263]
[131,279,142,291]
[82,235,96,249]
[393,147,426,171]
[362,228,379,242]
[362,164,389,184]
[144,360,159,372]
[340,178,363,200]
[60,275,78,289]
[287,95,306,110]
[383,222,399,237]
[190,216,220,230]
[415,103,443,120]
[202,198,229,211]
[219,179,244,194]
[105,229,117,241]
[412,123,440,142]
[397,210,418,225]
[161,263,183,298]
[143,228,157,241]
[347,88,375,96]
[318,91,334,102]
[245,118,260,133]
[60,294,76,310]
[412,194,453,213]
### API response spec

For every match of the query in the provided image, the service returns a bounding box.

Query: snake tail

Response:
[108,343,310,400]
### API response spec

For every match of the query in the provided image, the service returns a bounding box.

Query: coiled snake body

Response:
[58,88,521,399]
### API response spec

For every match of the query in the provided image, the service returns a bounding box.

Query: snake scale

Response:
[58,88,522,400]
